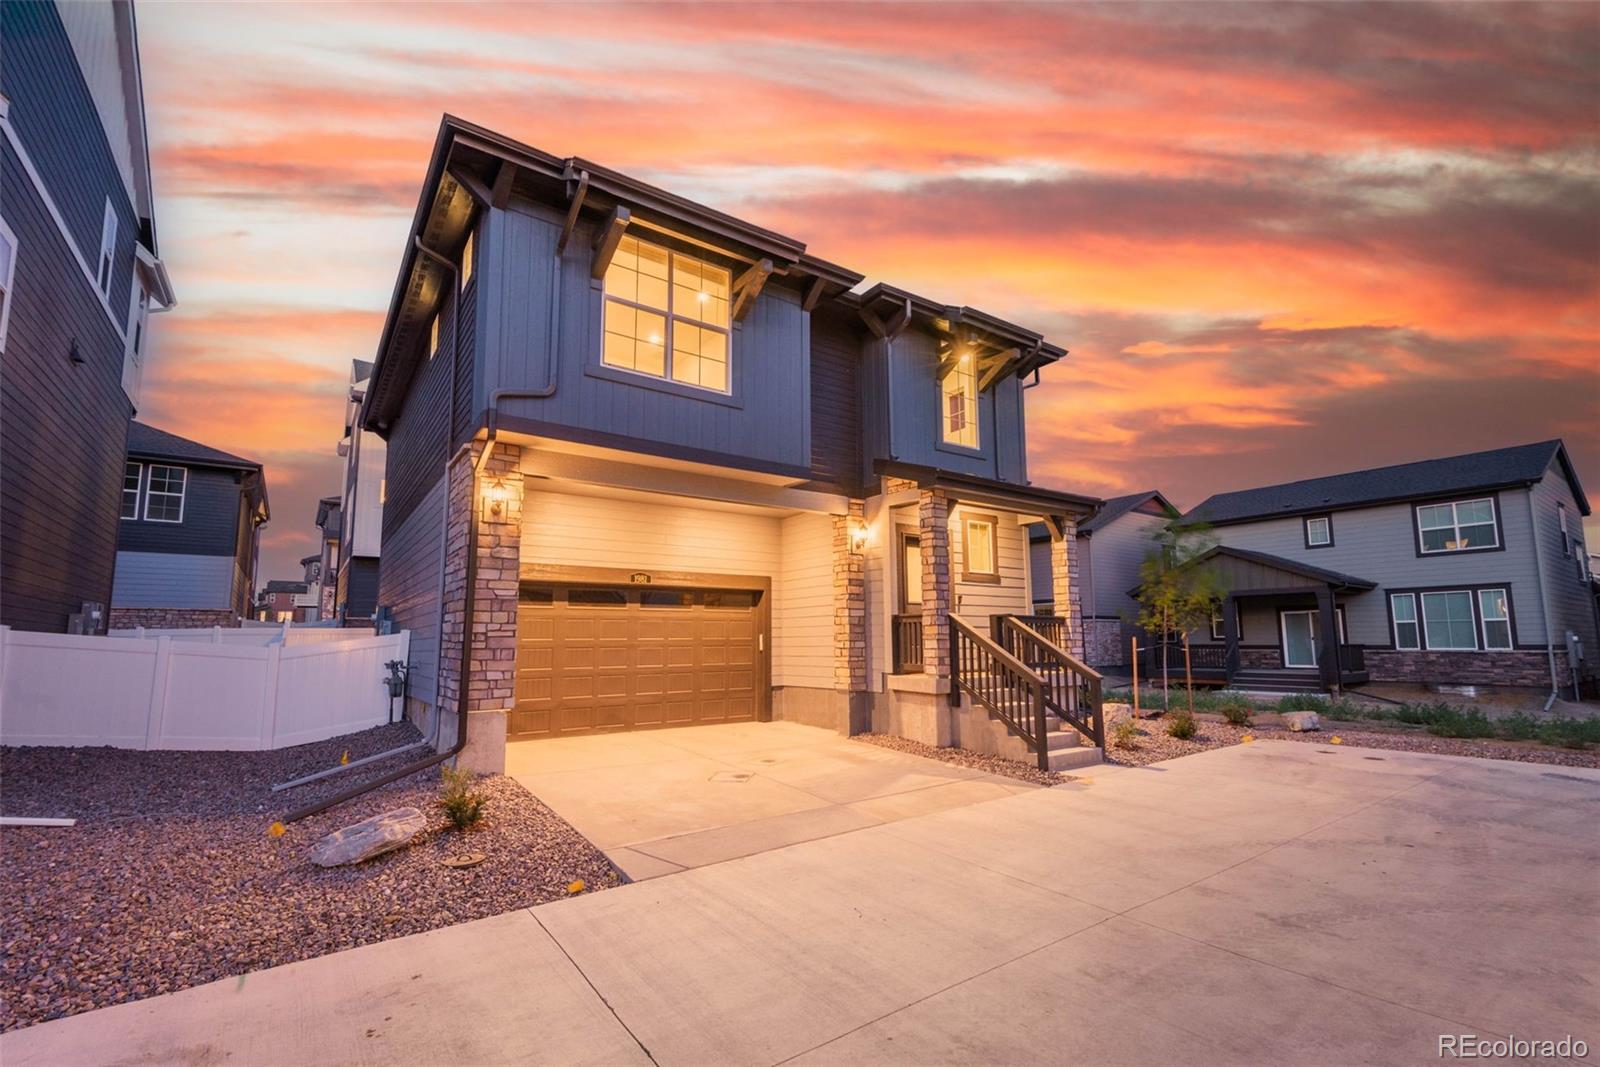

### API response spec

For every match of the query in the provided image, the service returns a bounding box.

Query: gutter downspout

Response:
[285,439,495,823]
[1525,491,1563,707]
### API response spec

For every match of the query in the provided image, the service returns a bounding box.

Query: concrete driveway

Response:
[504,721,1038,880]
[6,741,1597,1066]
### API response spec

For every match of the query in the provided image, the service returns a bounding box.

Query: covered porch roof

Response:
[1131,545,1377,598]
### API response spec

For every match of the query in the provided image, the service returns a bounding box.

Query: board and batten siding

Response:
[808,305,863,494]
[1529,458,1599,659]
[111,552,235,610]
[776,512,835,690]
[475,201,812,474]
[879,328,1028,485]
[377,476,447,709]
[1209,490,1545,646]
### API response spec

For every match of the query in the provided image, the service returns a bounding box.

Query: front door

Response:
[1280,610,1319,668]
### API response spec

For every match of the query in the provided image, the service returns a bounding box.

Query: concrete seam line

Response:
[772,912,1124,1067]
[531,911,659,1067]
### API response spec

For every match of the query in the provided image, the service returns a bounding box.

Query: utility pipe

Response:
[1525,492,1563,706]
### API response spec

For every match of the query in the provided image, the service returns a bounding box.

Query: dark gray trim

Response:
[491,412,814,481]
[1411,492,1506,558]
[1302,513,1334,550]
[1382,582,1524,653]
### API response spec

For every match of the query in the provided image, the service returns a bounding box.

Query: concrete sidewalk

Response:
[6,741,1597,1066]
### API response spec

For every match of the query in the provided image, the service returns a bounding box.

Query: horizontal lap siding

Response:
[112,552,235,609]
[1530,461,1598,662]
[1086,512,1166,619]
[378,477,446,707]
[950,506,1031,623]
[776,513,834,689]
[520,489,782,576]
[117,466,243,555]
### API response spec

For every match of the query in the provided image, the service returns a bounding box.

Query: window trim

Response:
[1419,590,1480,651]
[1390,592,1420,650]
[1558,502,1571,557]
[121,462,143,520]
[0,213,16,352]
[1477,588,1512,652]
[599,234,733,397]
[959,511,1001,584]
[1303,514,1333,549]
[939,355,981,452]
[428,313,440,360]
[142,464,187,524]
[96,199,117,298]
[460,225,476,288]
[1387,584,1518,652]
[1413,495,1502,556]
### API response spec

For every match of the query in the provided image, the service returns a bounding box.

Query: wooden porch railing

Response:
[998,613,1068,651]
[997,616,1104,748]
[950,615,1051,771]
[891,614,924,674]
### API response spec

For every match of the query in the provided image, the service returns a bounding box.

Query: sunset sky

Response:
[133,1,1600,580]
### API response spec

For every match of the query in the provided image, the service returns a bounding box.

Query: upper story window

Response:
[1558,503,1571,556]
[143,464,187,523]
[1416,497,1498,554]
[602,235,731,393]
[428,313,440,359]
[121,463,142,519]
[0,213,16,352]
[96,200,117,299]
[960,511,999,582]
[941,354,978,448]
[461,227,475,287]
[1304,514,1333,548]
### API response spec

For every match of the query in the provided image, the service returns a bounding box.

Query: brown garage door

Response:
[510,584,762,739]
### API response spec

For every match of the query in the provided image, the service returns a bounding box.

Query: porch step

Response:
[1228,669,1323,694]
[1047,745,1103,773]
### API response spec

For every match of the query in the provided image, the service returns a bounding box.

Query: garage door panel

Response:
[511,584,762,740]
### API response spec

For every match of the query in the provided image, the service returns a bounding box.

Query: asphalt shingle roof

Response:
[1183,441,1584,525]
[127,423,261,470]
[1081,490,1173,534]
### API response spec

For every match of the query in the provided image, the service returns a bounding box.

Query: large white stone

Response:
[1282,711,1321,732]
[309,806,428,867]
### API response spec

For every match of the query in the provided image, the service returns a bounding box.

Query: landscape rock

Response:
[1282,711,1321,732]
[309,807,428,867]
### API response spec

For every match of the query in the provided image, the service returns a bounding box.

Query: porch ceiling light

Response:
[848,517,870,555]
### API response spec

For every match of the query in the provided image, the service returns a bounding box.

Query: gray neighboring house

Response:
[1177,440,1595,698]
[1029,490,1174,669]
[111,422,269,629]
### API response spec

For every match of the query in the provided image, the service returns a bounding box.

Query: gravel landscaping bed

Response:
[0,724,621,1033]
[852,733,1070,786]
[1103,717,1254,767]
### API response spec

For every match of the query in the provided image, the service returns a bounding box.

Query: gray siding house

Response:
[0,0,175,633]
[364,117,1105,775]
[1180,441,1595,698]
[111,423,269,628]
[1030,491,1174,669]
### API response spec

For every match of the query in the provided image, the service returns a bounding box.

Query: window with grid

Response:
[941,355,978,448]
[602,235,731,392]
[121,463,142,519]
[144,465,186,523]
[1416,497,1498,553]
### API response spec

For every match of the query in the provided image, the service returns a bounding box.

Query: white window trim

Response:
[97,199,118,299]
[1416,496,1499,554]
[1390,592,1420,651]
[940,356,980,450]
[1477,588,1512,651]
[143,464,187,523]
[601,235,733,395]
[121,462,143,520]
[961,514,998,578]
[0,213,16,352]
[1419,590,1480,651]
[1305,515,1332,547]
[1558,503,1571,557]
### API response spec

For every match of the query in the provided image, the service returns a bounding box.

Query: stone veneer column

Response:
[832,500,867,693]
[438,440,523,775]
[919,489,952,677]
[1051,519,1086,659]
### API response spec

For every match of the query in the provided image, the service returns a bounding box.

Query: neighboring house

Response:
[0,0,176,633]
[363,117,1102,774]
[1029,490,1174,669]
[110,423,268,628]
[314,495,341,619]
[334,359,385,623]
[1178,440,1595,697]
[257,579,316,624]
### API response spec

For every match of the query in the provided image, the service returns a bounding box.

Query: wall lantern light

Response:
[848,517,870,555]
[481,477,511,521]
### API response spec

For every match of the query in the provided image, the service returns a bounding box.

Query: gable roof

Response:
[1183,440,1588,526]
[127,422,260,470]
[1081,490,1174,535]
[1129,545,1377,597]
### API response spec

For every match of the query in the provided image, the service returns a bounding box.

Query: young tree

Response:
[1132,516,1226,710]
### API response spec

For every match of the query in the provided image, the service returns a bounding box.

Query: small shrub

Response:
[1277,694,1329,712]
[1218,701,1252,725]
[1165,708,1198,740]
[439,765,488,830]
[1495,713,1540,741]
[1112,718,1140,748]
[1422,707,1496,739]
[1537,718,1600,750]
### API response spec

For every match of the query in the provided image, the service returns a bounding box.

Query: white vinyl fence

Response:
[0,625,409,751]
[109,622,374,646]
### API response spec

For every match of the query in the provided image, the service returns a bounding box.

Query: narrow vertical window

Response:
[121,463,142,519]
[1391,593,1419,651]
[428,314,440,359]
[97,200,118,298]
[941,351,978,448]
[0,214,16,351]
[1478,589,1511,651]
[461,226,475,287]
[1558,503,1571,556]
[960,513,998,581]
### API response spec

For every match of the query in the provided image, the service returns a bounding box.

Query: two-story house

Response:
[257,579,316,624]
[1,0,176,632]
[110,423,269,629]
[334,359,385,623]
[1178,441,1595,698]
[363,117,1104,775]
[1029,490,1175,669]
